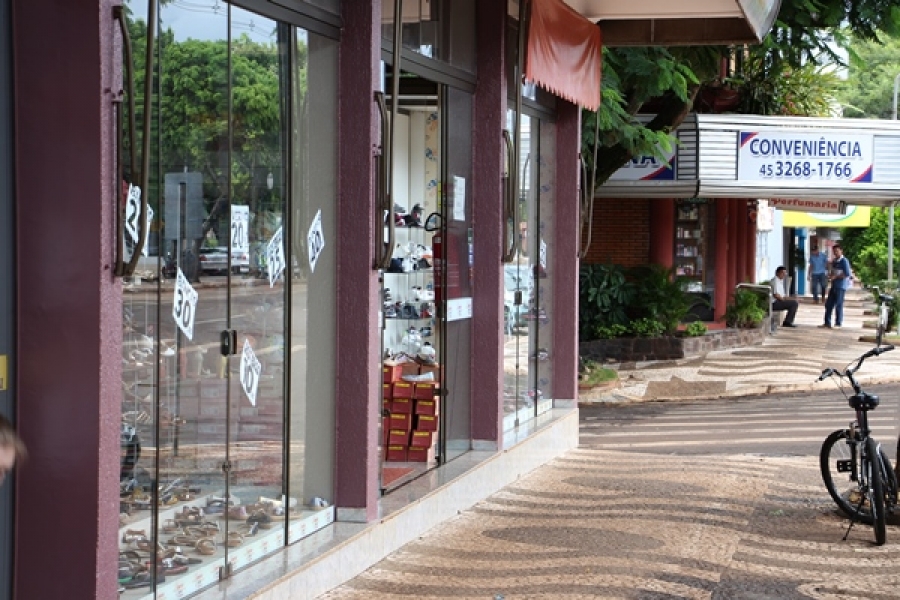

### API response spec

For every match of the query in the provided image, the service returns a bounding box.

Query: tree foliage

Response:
[840,208,899,285]
[586,0,900,188]
[835,31,900,119]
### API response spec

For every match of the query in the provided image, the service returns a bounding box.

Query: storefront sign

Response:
[608,152,676,181]
[781,206,871,228]
[231,205,250,254]
[240,339,261,406]
[769,198,847,214]
[738,131,874,184]
[266,226,286,287]
[172,269,198,340]
[307,209,325,273]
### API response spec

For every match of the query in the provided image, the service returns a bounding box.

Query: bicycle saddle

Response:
[849,391,880,411]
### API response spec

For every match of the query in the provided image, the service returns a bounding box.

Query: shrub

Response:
[579,263,634,341]
[724,288,766,328]
[593,323,629,339]
[629,317,666,338]
[628,264,692,335]
[684,321,708,337]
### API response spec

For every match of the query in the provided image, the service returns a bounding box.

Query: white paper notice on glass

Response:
[540,238,547,269]
[239,338,261,406]
[453,175,466,221]
[124,184,143,246]
[266,226,286,287]
[307,209,325,274]
[141,204,154,257]
[172,268,198,340]
[231,205,250,254]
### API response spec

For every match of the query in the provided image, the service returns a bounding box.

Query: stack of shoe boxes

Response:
[381,364,440,462]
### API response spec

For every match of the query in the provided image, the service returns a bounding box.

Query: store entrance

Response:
[379,70,473,491]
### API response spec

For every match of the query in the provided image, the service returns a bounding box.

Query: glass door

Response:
[118,3,338,597]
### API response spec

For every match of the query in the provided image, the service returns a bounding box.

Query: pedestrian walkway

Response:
[582,288,900,404]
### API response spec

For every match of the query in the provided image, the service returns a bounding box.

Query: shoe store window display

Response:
[769,266,799,328]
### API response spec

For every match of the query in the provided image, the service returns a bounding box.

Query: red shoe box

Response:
[407,444,436,462]
[391,397,413,414]
[388,429,411,446]
[383,361,403,383]
[385,445,407,461]
[410,430,434,448]
[389,413,412,432]
[416,414,438,432]
[414,382,439,400]
[383,383,393,400]
[414,399,438,416]
[392,382,414,399]
[401,362,420,377]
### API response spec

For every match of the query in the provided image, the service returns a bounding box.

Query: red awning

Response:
[525,0,602,110]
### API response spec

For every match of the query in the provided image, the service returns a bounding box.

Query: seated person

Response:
[769,265,799,328]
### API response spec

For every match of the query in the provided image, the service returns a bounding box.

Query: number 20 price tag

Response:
[240,339,261,406]
[172,269,199,340]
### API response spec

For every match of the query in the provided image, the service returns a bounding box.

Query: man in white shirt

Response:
[769,265,799,328]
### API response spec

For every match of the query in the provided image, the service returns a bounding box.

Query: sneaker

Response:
[834,325,842,329]
[781,322,797,328]
[818,324,832,329]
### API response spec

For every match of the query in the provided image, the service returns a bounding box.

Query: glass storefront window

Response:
[381,0,475,73]
[119,2,336,597]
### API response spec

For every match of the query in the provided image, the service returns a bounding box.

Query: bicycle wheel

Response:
[879,447,898,508]
[867,437,887,545]
[820,429,872,523]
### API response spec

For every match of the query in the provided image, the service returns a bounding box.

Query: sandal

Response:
[236,522,259,537]
[195,537,217,556]
[162,519,180,534]
[223,531,243,548]
[160,548,202,565]
[247,510,273,529]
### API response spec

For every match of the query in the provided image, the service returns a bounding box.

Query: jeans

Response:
[824,286,846,326]
[810,273,828,301]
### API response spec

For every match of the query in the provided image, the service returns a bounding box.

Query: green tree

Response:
[840,208,898,286]
[835,32,900,119]
[585,0,900,188]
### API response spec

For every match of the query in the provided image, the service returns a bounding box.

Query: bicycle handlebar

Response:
[818,344,895,382]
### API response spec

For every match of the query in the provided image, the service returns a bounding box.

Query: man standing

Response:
[769,266,799,328]
[807,245,829,304]
[820,243,852,329]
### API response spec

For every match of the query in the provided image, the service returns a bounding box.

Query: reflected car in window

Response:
[199,247,251,275]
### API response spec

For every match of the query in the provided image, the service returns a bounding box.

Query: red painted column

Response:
[727,199,740,293]
[471,0,507,446]
[13,0,120,597]
[335,0,381,519]
[552,101,581,404]
[649,200,675,268]
[714,199,730,319]
[736,199,748,283]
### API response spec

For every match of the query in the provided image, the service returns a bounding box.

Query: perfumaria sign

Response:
[738,131,874,184]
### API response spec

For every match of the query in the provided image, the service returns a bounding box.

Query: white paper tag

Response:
[266,226,286,287]
[539,238,547,270]
[307,210,325,274]
[239,339,261,406]
[231,205,250,254]
[172,268,199,340]
[142,204,154,257]
[124,184,142,246]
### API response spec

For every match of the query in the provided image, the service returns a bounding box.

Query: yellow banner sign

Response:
[781,206,871,228]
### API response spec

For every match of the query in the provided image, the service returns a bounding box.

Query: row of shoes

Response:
[384,301,434,320]
[383,286,435,304]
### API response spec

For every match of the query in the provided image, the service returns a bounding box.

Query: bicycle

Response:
[818,344,898,545]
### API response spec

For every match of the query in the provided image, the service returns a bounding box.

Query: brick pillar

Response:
[714,199,730,319]
[649,200,675,268]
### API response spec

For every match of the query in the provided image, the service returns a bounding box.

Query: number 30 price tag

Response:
[172,269,199,340]
[240,339,261,406]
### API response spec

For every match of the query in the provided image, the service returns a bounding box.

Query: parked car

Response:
[198,247,250,275]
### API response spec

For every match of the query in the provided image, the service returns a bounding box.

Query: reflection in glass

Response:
[118,2,337,597]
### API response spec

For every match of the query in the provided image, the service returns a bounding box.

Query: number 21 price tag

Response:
[172,269,199,340]
[240,339,261,406]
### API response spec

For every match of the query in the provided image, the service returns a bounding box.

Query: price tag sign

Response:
[539,239,547,270]
[239,339,261,406]
[231,205,250,254]
[124,184,143,246]
[266,226,286,287]
[142,204,154,257]
[172,269,199,340]
[307,209,325,273]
